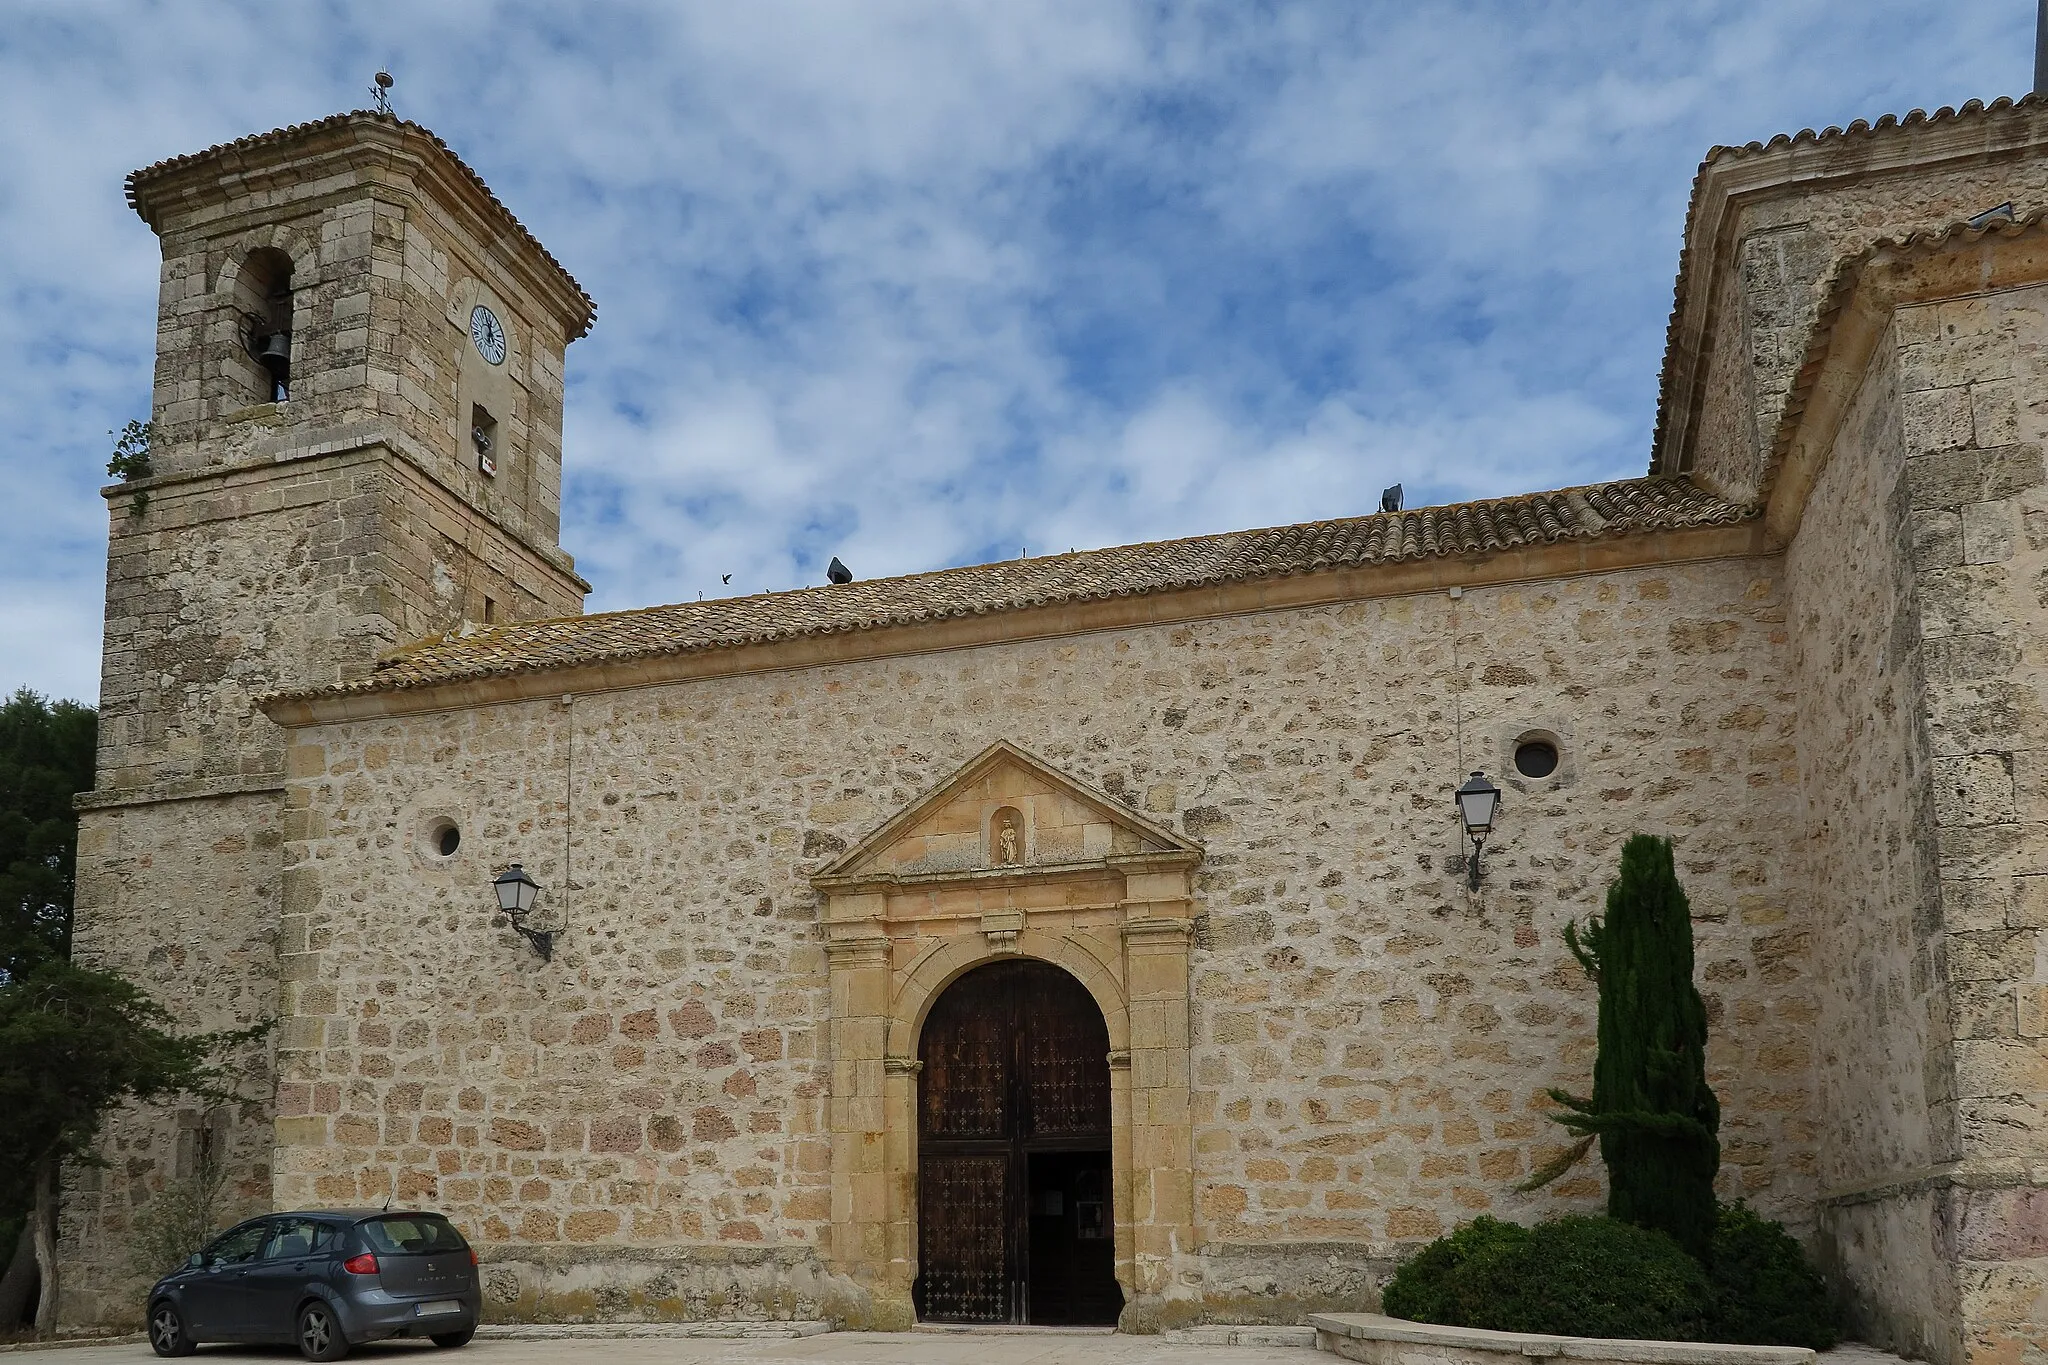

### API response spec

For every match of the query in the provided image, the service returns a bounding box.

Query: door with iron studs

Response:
[914,959,1120,1325]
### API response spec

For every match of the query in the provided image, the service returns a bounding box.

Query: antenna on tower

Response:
[370,68,395,116]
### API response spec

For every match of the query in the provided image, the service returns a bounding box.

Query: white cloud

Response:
[0,0,2030,703]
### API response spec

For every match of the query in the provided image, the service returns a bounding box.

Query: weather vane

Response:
[370,69,394,116]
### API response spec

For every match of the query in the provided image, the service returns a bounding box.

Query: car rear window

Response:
[358,1215,469,1254]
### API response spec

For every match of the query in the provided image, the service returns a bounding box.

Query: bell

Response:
[254,332,291,383]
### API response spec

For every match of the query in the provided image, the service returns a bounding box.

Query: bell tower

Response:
[95,110,593,790]
[60,113,592,1326]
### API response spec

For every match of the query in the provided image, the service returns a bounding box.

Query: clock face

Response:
[470,305,507,365]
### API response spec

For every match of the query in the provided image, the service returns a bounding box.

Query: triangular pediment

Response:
[815,742,1200,883]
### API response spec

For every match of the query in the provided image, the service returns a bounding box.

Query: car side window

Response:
[259,1217,320,1261]
[204,1222,268,1266]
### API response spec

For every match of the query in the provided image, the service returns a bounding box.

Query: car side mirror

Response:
[186,1253,203,1268]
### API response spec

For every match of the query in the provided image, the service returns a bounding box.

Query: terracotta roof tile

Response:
[126,110,595,338]
[1703,93,2042,163]
[276,475,1755,704]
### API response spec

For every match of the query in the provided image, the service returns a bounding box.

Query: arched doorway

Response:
[914,958,1120,1325]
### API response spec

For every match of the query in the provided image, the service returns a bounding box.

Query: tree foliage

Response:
[105,420,155,482]
[1544,834,1721,1260]
[0,689,97,978]
[0,961,256,1211]
[106,420,155,515]
[1,956,268,1331]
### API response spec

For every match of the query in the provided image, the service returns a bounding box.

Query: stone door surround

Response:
[811,742,1202,1329]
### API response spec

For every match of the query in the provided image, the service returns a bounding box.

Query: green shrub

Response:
[1706,1203,1838,1349]
[1380,1216,1528,1326]
[1382,1215,1711,1340]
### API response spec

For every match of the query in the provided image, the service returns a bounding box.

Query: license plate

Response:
[414,1301,463,1317]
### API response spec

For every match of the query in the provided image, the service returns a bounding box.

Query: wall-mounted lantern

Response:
[492,863,552,961]
[1453,771,1502,890]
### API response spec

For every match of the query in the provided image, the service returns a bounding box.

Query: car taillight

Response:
[343,1252,378,1275]
[468,1249,478,1266]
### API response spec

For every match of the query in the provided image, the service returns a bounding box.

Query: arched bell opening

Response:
[913,957,1120,1326]
[233,247,295,403]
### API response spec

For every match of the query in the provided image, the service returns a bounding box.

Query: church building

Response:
[59,101,2048,1364]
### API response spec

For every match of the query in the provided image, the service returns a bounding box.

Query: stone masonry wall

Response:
[64,443,585,1329]
[265,553,1814,1326]
[1784,276,2048,1365]
[60,792,284,1327]
[1893,284,2048,1365]
[1786,322,1959,1359]
[94,448,582,792]
[97,451,405,791]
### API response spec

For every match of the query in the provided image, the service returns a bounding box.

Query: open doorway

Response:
[914,959,1120,1325]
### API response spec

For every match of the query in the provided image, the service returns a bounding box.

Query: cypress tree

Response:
[1548,834,1721,1261]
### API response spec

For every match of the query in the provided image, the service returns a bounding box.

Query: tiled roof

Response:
[1652,92,2046,476]
[126,110,595,338]
[276,476,1756,703]
[1704,92,2045,163]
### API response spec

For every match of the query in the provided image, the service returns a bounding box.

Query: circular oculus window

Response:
[424,817,462,859]
[1514,738,1560,780]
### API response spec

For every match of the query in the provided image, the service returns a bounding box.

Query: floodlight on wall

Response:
[1453,770,1502,890]
[492,863,552,961]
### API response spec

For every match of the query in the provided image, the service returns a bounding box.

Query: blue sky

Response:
[0,1,2030,704]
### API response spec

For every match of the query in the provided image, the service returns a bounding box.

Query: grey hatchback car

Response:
[146,1209,482,1360]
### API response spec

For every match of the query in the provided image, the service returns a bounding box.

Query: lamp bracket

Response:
[508,919,554,962]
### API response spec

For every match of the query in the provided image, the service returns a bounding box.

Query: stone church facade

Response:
[56,101,2048,1362]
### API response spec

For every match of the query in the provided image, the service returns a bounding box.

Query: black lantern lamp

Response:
[492,863,552,961]
[1454,771,1503,890]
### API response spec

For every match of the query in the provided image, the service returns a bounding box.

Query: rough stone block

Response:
[1933,753,2017,828]
[1907,445,2047,510]
[1962,499,2020,564]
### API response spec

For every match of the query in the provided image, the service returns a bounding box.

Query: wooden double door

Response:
[914,959,1120,1325]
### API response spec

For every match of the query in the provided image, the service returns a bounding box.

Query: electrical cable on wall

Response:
[562,693,575,948]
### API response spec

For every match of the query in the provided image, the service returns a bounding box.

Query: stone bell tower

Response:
[98,110,593,791]
[60,112,592,1326]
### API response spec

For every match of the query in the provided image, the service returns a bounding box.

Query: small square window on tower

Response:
[471,403,499,477]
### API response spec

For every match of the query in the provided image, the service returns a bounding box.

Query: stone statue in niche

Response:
[993,809,1022,866]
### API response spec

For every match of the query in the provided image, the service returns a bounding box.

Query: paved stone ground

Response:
[5,1330,1315,1364]
[2,1332,1914,1365]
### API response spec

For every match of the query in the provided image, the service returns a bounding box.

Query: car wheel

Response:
[430,1327,476,1348]
[296,1300,351,1361]
[148,1300,196,1357]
